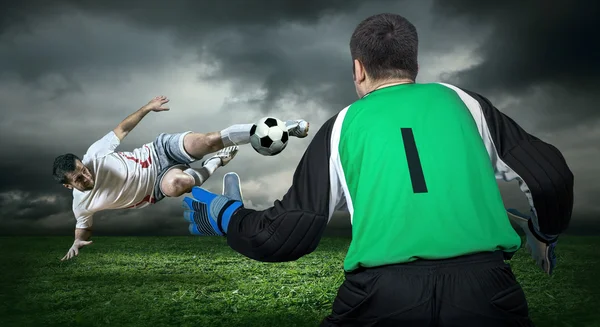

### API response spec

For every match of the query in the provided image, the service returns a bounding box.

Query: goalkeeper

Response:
[184,13,574,326]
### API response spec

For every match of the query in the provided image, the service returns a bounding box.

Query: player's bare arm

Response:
[113,95,170,141]
[61,228,92,261]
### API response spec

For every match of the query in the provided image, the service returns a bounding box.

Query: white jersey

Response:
[73,131,160,229]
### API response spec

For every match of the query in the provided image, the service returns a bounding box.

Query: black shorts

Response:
[321,251,533,327]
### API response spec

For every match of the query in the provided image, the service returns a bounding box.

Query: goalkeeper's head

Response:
[349,13,419,98]
[52,153,95,192]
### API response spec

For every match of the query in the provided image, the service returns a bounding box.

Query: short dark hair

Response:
[350,13,419,81]
[53,153,80,184]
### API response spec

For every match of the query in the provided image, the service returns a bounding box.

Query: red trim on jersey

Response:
[118,145,152,168]
[125,194,156,209]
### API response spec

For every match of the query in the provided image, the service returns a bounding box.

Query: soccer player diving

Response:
[52,95,309,261]
[182,13,574,326]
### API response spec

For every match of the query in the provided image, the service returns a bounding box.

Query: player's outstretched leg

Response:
[508,208,557,275]
[182,119,309,161]
[183,146,239,187]
[219,119,310,147]
[160,146,239,198]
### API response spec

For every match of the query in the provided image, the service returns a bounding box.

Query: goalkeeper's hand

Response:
[507,208,558,275]
[182,172,244,236]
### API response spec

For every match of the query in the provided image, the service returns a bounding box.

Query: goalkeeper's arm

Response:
[226,115,343,262]
[460,88,574,239]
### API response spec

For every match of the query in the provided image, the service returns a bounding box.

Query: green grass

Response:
[1,236,599,327]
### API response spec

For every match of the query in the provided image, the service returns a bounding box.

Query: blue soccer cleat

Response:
[507,208,557,275]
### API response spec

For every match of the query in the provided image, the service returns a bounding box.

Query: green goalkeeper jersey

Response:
[334,83,521,271]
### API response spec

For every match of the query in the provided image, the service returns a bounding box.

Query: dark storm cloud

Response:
[432,0,600,124]
[0,191,69,222]
[0,0,468,112]
[0,0,390,83]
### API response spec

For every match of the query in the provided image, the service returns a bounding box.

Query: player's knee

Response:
[161,173,194,197]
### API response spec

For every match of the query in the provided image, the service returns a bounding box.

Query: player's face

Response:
[64,160,95,191]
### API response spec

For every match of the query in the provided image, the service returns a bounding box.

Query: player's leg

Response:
[183,119,310,159]
[159,167,195,197]
[160,146,239,198]
[182,146,238,189]
[151,119,308,201]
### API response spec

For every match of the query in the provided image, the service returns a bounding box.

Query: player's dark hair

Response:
[350,13,419,81]
[53,153,80,184]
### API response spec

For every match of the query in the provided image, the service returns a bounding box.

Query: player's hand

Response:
[182,172,244,236]
[144,95,170,112]
[61,239,93,261]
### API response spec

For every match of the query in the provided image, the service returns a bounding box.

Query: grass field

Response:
[1,236,599,327]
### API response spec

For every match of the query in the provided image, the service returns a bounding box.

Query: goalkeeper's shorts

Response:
[320,251,533,327]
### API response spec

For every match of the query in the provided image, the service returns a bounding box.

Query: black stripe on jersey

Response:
[461,88,574,235]
[401,128,428,193]
[225,114,339,262]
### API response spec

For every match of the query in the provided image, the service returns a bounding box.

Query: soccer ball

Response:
[250,117,289,156]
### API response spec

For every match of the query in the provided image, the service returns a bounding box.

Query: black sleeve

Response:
[226,114,340,262]
[461,88,575,236]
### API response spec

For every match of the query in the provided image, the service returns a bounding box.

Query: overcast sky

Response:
[0,0,597,236]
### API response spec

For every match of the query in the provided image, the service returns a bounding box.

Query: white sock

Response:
[183,167,209,186]
[183,158,221,187]
[220,124,253,147]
